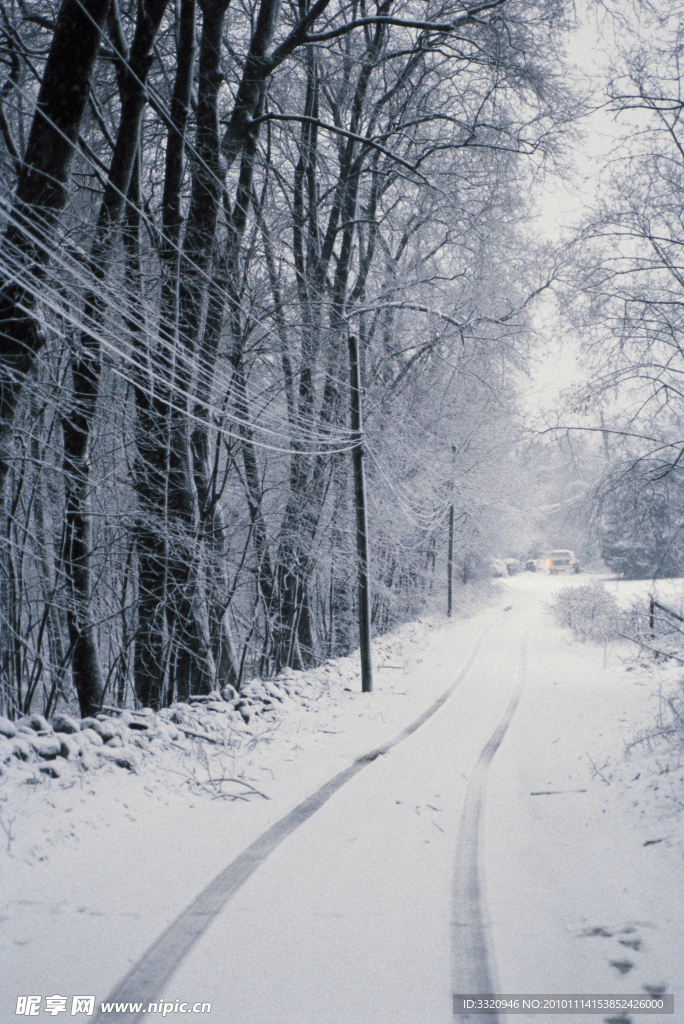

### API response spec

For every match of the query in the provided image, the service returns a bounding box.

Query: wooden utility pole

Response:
[447,503,454,617]
[348,335,373,693]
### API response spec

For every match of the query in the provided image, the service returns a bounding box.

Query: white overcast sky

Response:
[521,1,626,421]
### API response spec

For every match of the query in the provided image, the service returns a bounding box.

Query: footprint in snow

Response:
[609,959,634,975]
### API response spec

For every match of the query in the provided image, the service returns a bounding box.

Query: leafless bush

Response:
[548,581,623,644]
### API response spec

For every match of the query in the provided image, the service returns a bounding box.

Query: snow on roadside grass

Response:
[544,576,684,805]
[614,656,684,830]
[604,576,684,615]
[604,581,684,797]
[532,573,684,853]
[484,585,683,1021]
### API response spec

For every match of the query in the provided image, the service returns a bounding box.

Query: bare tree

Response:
[0,0,574,717]
[561,3,684,568]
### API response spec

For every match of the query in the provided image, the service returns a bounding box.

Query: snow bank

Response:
[0,617,437,784]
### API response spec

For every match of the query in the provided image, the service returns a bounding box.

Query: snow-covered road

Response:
[2,574,683,1024]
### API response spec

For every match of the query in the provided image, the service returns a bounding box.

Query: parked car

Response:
[505,558,522,575]
[525,558,539,572]
[546,549,580,574]
[490,559,508,578]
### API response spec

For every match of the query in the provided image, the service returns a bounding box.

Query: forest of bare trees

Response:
[0,0,573,719]
[559,2,684,578]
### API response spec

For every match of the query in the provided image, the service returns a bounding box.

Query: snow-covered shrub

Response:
[548,581,622,643]
[596,462,684,578]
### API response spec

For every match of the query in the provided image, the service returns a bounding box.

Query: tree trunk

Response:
[0,0,110,494]
[191,247,240,688]
[132,0,196,709]
[165,0,231,699]
[0,0,110,700]
[61,0,170,717]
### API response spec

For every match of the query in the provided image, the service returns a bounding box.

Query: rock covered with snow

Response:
[0,673,310,778]
[0,618,431,782]
[50,713,81,734]
[0,708,164,777]
[0,715,17,738]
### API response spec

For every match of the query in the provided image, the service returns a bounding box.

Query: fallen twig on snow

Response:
[615,632,684,664]
[177,725,236,745]
[205,777,270,799]
[101,705,149,717]
[587,752,611,784]
[624,728,676,751]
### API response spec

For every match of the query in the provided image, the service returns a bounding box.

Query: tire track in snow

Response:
[452,639,527,1022]
[93,615,502,1023]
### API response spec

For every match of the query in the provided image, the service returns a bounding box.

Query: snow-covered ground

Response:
[1,573,683,1024]
[602,574,684,617]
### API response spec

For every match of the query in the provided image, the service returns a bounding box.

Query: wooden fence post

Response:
[447,503,454,617]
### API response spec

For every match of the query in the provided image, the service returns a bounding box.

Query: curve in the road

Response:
[93,614,502,1024]
[452,639,528,1023]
